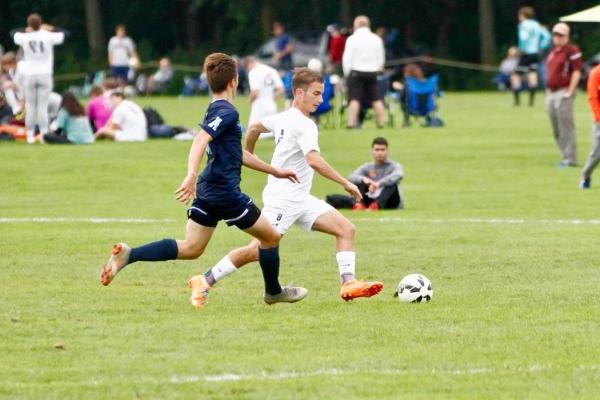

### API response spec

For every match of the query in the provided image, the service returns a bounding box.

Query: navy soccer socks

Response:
[127,239,178,265]
[258,246,282,295]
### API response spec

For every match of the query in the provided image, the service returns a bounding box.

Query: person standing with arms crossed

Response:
[11,14,66,144]
[545,22,582,168]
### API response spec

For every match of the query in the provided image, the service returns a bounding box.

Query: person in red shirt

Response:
[544,22,582,168]
[327,24,346,76]
[580,62,600,188]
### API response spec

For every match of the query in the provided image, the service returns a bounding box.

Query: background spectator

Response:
[580,61,600,189]
[326,24,346,75]
[272,22,294,72]
[108,24,137,85]
[245,56,284,134]
[95,91,147,142]
[86,84,112,131]
[0,91,14,125]
[342,15,386,129]
[143,57,173,95]
[0,52,22,114]
[12,13,66,143]
[511,7,543,106]
[44,91,93,144]
[545,22,582,168]
[349,136,403,210]
[494,47,519,90]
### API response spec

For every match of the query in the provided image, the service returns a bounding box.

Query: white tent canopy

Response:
[560,5,600,23]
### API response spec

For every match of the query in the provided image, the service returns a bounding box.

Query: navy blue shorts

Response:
[110,66,130,82]
[187,195,261,230]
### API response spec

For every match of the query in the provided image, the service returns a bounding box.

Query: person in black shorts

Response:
[100,53,308,308]
[342,15,386,128]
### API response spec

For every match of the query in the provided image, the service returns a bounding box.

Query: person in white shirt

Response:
[12,14,65,143]
[95,91,147,142]
[108,25,137,85]
[342,15,386,129]
[244,56,284,138]
[188,68,384,306]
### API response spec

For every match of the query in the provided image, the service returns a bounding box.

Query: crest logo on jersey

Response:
[207,116,223,131]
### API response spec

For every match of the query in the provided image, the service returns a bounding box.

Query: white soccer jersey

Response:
[260,107,320,201]
[249,63,284,101]
[13,30,64,76]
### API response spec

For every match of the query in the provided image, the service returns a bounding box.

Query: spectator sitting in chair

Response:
[86,84,112,131]
[143,57,174,95]
[349,136,403,211]
[95,90,147,142]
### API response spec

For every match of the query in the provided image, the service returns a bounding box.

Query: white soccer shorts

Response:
[262,195,333,235]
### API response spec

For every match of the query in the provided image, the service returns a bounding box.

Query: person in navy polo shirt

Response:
[100,53,308,308]
[545,22,582,168]
[273,22,294,72]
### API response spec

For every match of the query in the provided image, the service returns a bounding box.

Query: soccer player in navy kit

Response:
[100,53,307,307]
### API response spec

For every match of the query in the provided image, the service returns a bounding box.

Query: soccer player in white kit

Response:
[188,68,383,306]
[12,14,65,143]
[245,56,284,139]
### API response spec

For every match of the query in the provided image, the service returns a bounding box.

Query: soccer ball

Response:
[394,274,433,303]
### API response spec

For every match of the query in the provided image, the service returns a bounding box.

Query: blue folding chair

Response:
[404,74,443,127]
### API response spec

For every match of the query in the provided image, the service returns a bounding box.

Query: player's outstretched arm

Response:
[244,122,269,153]
[175,130,212,204]
[306,151,362,200]
[242,151,299,183]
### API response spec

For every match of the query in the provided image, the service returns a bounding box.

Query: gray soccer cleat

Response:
[263,286,308,305]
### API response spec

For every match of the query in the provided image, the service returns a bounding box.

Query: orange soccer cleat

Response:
[100,243,131,286]
[188,274,211,308]
[340,279,384,301]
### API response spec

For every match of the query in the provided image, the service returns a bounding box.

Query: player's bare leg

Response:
[312,209,383,301]
[182,220,216,308]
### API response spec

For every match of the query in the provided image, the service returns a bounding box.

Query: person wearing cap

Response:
[579,60,600,188]
[545,22,582,168]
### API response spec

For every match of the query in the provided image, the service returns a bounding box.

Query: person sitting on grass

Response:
[348,136,403,210]
[95,90,147,142]
[86,84,113,132]
[43,91,94,144]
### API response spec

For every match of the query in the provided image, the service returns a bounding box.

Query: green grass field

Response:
[2,93,600,399]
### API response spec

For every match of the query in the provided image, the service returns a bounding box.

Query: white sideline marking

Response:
[169,364,561,384]
[353,217,600,226]
[2,216,600,226]
[0,217,176,224]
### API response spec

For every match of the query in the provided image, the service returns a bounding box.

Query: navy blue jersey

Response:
[197,99,244,204]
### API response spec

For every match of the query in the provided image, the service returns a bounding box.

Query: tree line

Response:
[1,0,599,89]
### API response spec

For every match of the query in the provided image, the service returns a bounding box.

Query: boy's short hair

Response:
[110,90,125,99]
[518,6,534,19]
[204,53,237,93]
[292,68,324,92]
[372,137,388,147]
[27,14,42,30]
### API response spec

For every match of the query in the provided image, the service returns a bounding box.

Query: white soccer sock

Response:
[336,251,355,283]
[26,129,35,143]
[210,256,237,283]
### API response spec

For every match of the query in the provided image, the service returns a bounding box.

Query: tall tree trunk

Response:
[185,1,200,51]
[340,0,353,29]
[83,0,105,65]
[259,0,273,41]
[478,0,496,64]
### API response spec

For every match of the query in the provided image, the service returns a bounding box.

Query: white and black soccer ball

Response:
[394,274,433,303]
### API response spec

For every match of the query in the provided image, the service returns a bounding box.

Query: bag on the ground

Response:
[143,107,165,126]
[326,194,356,209]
